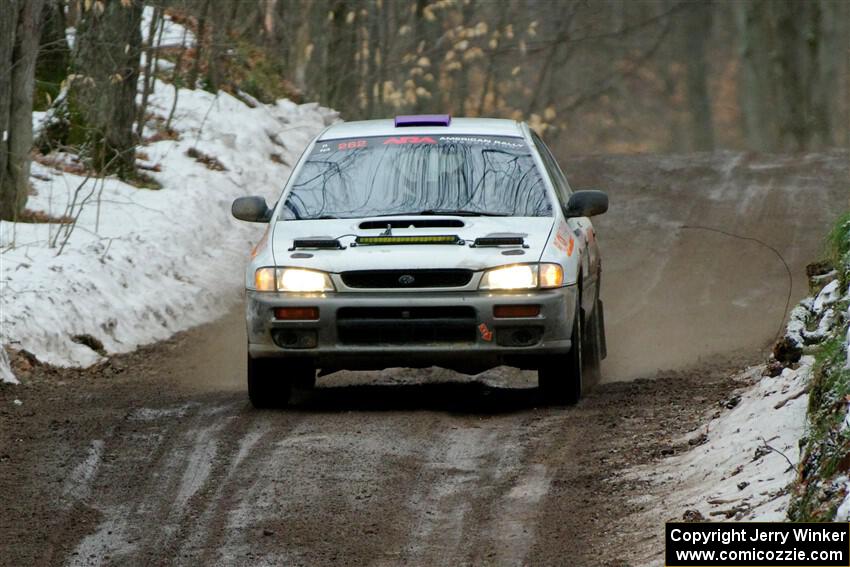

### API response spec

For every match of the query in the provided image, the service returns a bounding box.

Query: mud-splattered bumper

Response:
[246,286,576,372]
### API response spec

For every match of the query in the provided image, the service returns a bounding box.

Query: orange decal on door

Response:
[250,226,270,259]
[554,232,569,252]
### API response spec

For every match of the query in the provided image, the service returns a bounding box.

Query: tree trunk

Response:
[68,0,143,177]
[34,0,69,111]
[0,0,44,220]
[683,1,715,151]
[773,1,808,150]
[325,0,357,115]
[188,0,210,89]
[735,0,779,151]
[137,6,162,138]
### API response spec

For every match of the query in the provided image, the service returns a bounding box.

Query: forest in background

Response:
[1,0,849,221]
[150,0,849,155]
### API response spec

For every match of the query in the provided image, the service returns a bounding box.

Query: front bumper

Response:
[246,286,577,372]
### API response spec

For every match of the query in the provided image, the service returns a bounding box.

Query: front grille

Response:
[340,269,473,289]
[336,306,477,345]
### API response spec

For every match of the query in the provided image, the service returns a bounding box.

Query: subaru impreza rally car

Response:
[232,115,608,408]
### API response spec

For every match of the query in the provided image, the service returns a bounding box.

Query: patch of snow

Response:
[785,304,810,347]
[842,403,850,432]
[804,308,835,343]
[32,111,47,135]
[0,81,334,380]
[13,398,22,405]
[63,440,105,502]
[127,404,194,421]
[814,280,841,313]
[835,481,850,521]
[844,307,850,368]
[0,348,18,384]
[142,6,195,48]
[155,58,175,73]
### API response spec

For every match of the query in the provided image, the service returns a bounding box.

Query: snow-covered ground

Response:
[1,83,335,383]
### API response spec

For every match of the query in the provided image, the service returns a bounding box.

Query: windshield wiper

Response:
[370,209,510,218]
[414,209,510,217]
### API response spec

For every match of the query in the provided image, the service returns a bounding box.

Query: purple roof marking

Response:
[394,114,452,127]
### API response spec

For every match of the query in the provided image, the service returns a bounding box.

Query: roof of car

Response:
[318,117,526,141]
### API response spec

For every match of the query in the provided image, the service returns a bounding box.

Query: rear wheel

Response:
[538,305,583,406]
[247,356,314,409]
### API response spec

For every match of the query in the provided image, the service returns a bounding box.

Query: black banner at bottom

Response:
[666,523,849,566]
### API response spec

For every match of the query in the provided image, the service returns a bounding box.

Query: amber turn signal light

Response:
[274,307,319,320]
[493,305,541,318]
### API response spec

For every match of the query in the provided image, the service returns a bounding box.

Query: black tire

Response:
[247,356,314,409]
[597,299,607,360]
[583,295,603,384]
[538,305,583,406]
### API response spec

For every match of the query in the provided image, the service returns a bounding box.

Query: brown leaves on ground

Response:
[186,147,227,171]
[15,209,74,224]
[32,152,88,176]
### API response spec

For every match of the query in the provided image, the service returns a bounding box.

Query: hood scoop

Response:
[290,237,345,251]
[358,218,464,229]
[471,233,528,248]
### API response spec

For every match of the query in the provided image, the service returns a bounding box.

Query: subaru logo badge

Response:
[398,274,415,285]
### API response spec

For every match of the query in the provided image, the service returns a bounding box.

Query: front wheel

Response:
[538,307,583,406]
[582,296,603,385]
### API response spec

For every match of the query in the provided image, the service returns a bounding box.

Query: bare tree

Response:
[735,0,844,152]
[0,0,45,220]
[67,0,144,176]
[682,1,714,151]
[35,0,70,111]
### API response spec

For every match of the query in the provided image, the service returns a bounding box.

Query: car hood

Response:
[270,216,555,272]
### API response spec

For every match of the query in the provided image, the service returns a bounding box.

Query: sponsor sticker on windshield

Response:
[438,136,526,149]
[384,136,436,145]
[313,135,529,153]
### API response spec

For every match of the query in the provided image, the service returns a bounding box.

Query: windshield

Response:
[280,135,552,220]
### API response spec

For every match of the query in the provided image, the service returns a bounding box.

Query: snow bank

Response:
[1,84,336,382]
[632,360,811,525]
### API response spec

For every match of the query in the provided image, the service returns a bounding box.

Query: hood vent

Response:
[471,235,527,248]
[358,219,464,230]
[290,237,344,250]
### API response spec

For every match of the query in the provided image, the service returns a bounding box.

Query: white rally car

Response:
[232,115,608,408]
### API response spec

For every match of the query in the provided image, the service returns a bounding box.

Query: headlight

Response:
[254,267,334,292]
[480,264,536,290]
[479,263,564,290]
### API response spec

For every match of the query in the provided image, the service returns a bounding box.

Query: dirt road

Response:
[1,309,742,567]
[1,152,846,566]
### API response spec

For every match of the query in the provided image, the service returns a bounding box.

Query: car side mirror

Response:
[565,190,608,218]
[232,196,272,223]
